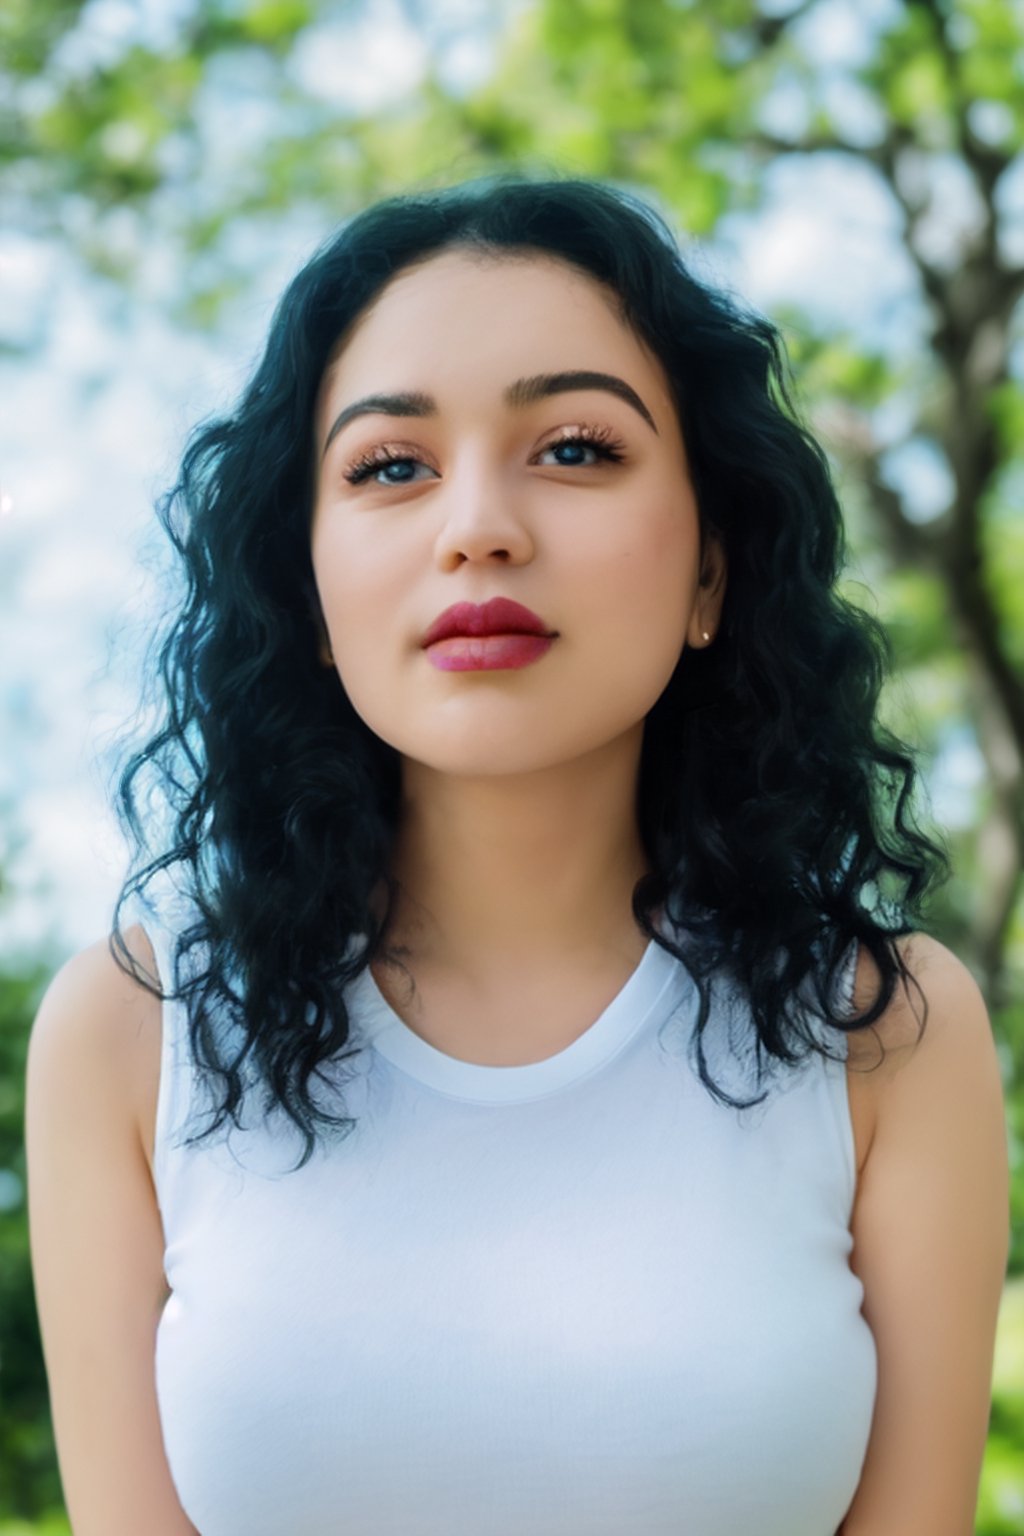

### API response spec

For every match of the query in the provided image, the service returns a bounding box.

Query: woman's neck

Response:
[373,755,654,978]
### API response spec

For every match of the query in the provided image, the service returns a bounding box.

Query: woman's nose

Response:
[431,461,535,567]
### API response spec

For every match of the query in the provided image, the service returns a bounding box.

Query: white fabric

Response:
[128,885,877,1536]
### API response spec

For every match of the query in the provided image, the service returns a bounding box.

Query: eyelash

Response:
[341,423,628,486]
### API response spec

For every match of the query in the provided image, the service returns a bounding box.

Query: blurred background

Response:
[1,0,1022,1528]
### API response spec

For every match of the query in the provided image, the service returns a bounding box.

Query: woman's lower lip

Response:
[424,634,555,671]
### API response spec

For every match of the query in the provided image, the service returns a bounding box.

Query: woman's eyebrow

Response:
[321,369,658,459]
[507,372,657,433]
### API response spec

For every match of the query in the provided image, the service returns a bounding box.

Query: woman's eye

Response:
[343,451,436,487]
[342,428,626,486]
[536,431,627,468]
[538,441,600,467]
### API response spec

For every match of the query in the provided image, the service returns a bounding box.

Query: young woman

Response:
[26,175,1009,1536]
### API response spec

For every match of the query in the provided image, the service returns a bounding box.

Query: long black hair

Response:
[110,172,950,1167]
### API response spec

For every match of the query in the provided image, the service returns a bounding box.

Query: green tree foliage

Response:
[0,955,62,1523]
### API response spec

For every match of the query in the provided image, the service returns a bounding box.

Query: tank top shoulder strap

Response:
[120,882,204,1193]
[804,934,861,1214]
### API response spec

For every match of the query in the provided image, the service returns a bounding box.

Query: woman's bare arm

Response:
[25,928,200,1536]
[838,933,1011,1536]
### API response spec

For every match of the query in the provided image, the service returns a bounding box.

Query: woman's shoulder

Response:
[848,930,992,1061]
[28,924,164,1180]
[839,931,1009,1531]
[846,929,1003,1165]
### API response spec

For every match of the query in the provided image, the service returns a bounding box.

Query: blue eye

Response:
[536,427,627,467]
[541,439,605,467]
[342,425,627,487]
[343,452,437,487]
[377,460,419,484]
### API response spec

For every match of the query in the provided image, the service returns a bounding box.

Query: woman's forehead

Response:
[317,248,669,419]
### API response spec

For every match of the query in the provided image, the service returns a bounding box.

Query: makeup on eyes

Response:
[340,423,630,487]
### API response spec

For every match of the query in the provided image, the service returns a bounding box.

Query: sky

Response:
[0,0,1011,964]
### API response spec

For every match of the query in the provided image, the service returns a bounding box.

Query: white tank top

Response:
[129,885,877,1536]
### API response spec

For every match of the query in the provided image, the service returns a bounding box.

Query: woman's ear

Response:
[689,532,727,649]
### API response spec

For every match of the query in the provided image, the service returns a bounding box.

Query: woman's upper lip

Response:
[422,598,555,647]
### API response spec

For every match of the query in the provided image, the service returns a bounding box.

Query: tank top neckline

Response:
[347,918,687,1104]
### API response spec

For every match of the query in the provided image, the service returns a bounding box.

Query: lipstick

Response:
[421,596,557,672]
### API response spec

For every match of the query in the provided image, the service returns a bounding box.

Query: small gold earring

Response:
[702,630,711,643]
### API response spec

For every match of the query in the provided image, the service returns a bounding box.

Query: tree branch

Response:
[908,0,1015,216]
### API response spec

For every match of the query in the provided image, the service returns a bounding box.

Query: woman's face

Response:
[310,247,725,779]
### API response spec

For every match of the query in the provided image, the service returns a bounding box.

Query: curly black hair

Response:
[110,171,950,1168]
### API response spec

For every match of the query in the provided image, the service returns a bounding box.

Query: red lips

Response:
[421,597,554,648]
